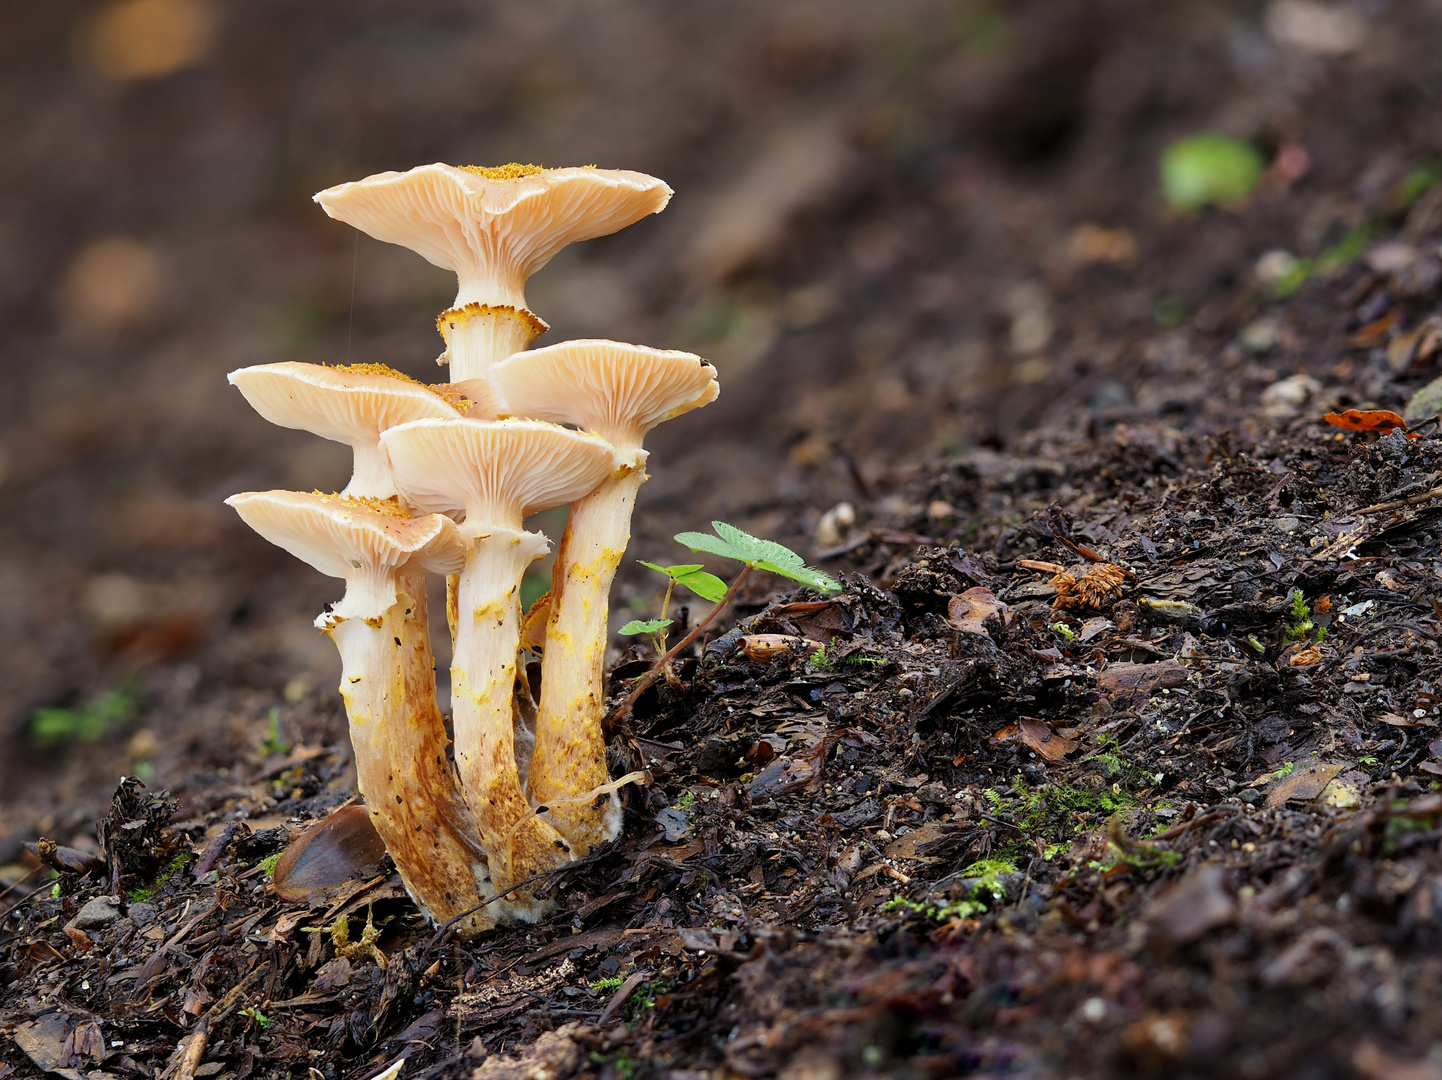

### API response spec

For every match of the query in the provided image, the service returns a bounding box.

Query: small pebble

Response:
[68,895,122,930]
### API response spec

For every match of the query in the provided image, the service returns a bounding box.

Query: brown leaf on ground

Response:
[947,587,1010,636]
[1145,863,1235,948]
[1288,644,1324,666]
[271,804,386,905]
[1018,718,1080,762]
[1052,563,1126,611]
[1265,763,1346,808]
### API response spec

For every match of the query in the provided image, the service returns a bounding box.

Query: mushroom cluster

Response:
[227,163,718,932]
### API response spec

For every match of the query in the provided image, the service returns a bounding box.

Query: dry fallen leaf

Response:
[947,587,1010,637]
[1288,644,1323,666]
[1018,718,1080,762]
[1265,762,1346,807]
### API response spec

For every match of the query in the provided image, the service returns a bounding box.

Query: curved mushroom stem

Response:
[325,569,496,935]
[439,304,547,383]
[451,529,574,918]
[528,466,645,854]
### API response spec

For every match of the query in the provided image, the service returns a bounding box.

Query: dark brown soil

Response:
[7,2,1442,1078]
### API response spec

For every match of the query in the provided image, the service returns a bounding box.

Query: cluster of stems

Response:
[227,163,717,932]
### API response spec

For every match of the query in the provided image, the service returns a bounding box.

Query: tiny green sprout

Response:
[674,789,697,811]
[50,882,62,899]
[1284,590,1316,642]
[1247,634,1267,654]
[1161,133,1265,210]
[619,618,673,637]
[240,1006,270,1029]
[807,643,835,673]
[1360,755,1378,766]
[1275,762,1297,779]
[1052,621,1076,641]
[30,688,136,746]
[638,561,728,603]
[261,707,292,756]
[590,975,624,993]
[1398,163,1440,209]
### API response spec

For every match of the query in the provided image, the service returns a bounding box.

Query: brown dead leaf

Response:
[1288,644,1323,667]
[1265,762,1346,807]
[947,587,1010,636]
[1018,718,1080,762]
[272,804,386,905]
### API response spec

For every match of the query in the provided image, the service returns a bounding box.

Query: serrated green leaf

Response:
[674,530,745,562]
[674,568,729,603]
[754,561,841,592]
[619,618,673,636]
[674,522,841,593]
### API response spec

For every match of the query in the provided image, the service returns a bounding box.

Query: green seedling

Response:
[615,522,839,717]
[1161,133,1265,211]
[807,643,835,673]
[260,707,292,756]
[239,1006,270,1029]
[1247,634,1267,654]
[673,789,697,811]
[1283,591,1322,643]
[1274,761,1297,779]
[1052,621,1076,641]
[1274,226,1374,298]
[127,850,195,904]
[589,975,625,993]
[30,688,136,746]
[1398,164,1440,210]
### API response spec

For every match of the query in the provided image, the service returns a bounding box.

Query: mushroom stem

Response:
[527,466,645,854]
[438,304,547,383]
[451,528,574,916]
[325,569,496,934]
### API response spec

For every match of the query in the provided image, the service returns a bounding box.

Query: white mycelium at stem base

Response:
[381,418,619,917]
[312,163,672,383]
[224,491,496,933]
[491,341,719,855]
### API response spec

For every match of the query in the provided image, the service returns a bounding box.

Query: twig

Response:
[609,566,753,723]
[1355,485,1442,515]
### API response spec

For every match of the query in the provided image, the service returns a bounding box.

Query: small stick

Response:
[609,566,753,723]
[1355,485,1442,515]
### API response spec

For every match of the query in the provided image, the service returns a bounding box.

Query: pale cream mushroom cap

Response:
[228,362,465,498]
[225,490,465,622]
[312,164,673,311]
[381,418,619,533]
[491,339,719,465]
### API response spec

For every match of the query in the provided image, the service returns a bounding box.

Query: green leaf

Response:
[619,618,673,636]
[673,568,728,602]
[674,521,841,593]
[1160,134,1265,211]
[638,560,705,579]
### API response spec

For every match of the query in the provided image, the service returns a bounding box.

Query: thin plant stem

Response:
[612,565,752,722]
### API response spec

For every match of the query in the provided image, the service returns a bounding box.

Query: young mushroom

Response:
[225,490,497,934]
[379,418,619,917]
[312,164,672,382]
[489,340,719,854]
[228,362,467,498]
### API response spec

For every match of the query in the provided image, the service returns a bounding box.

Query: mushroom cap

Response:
[490,339,719,460]
[380,418,619,532]
[229,362,462,445]
[312,165,672,310]
[225,490,465,621]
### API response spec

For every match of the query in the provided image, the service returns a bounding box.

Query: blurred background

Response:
[2,0,1440,845]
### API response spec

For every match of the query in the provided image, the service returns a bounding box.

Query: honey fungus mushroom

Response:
[228,362,466,499]
[313,164,672,381]
[225,490,497,934]
[490,340,718,854]
[380,418,619,918]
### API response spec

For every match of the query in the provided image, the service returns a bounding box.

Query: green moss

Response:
[127,850,195,903]
[259,851,283,878]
